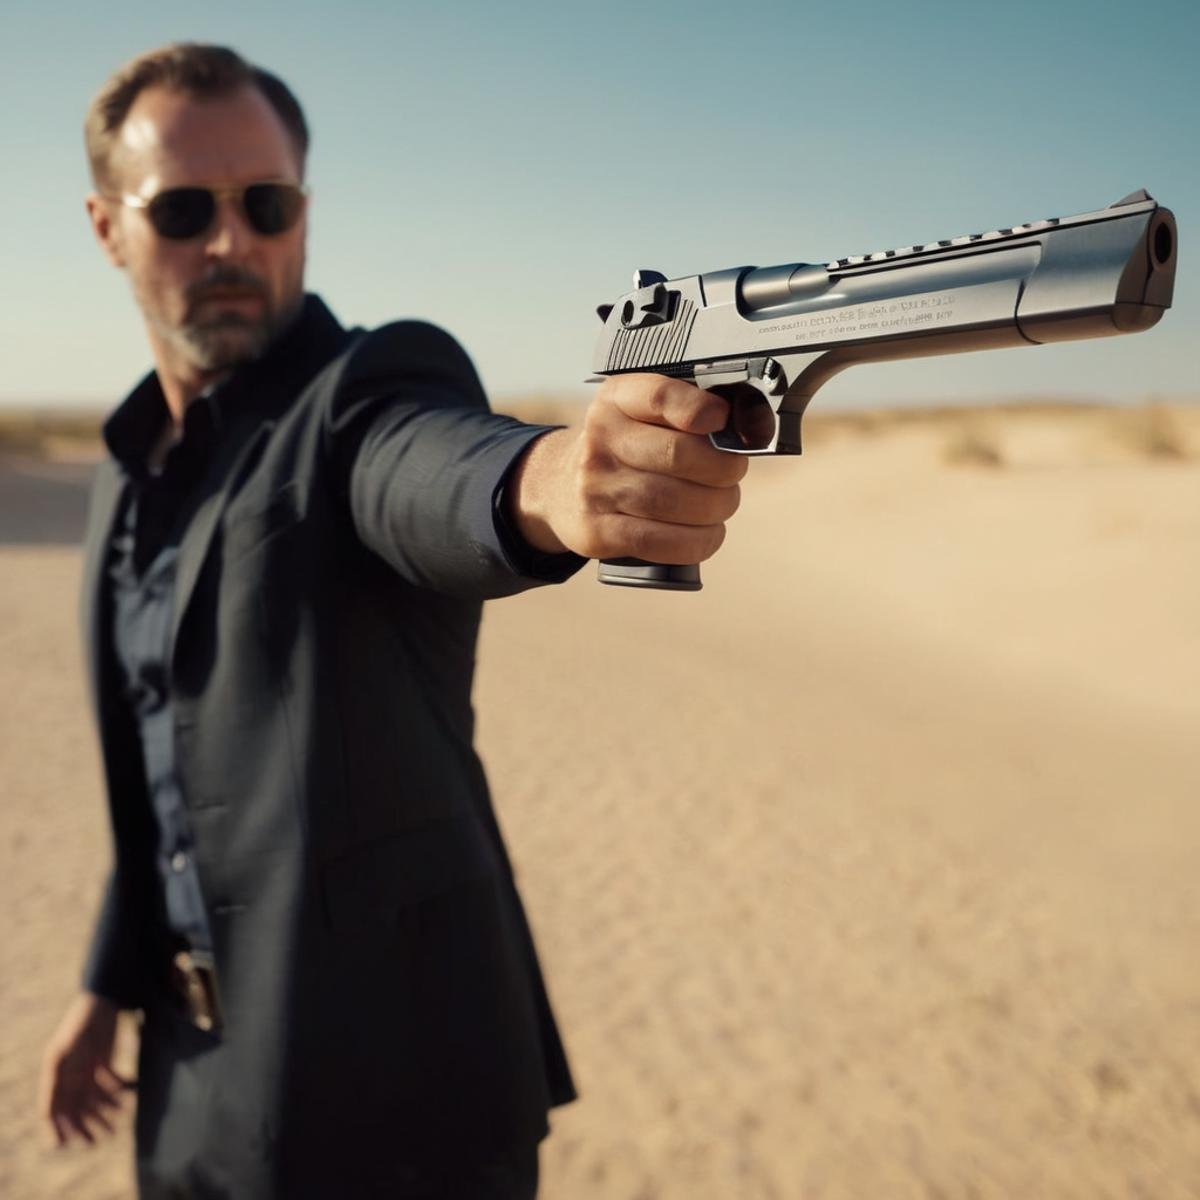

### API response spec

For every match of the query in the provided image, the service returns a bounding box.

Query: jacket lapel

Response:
[78,459,124,720]
[169,416,275,656]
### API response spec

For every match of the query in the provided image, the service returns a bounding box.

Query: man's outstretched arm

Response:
[328,324,746,596]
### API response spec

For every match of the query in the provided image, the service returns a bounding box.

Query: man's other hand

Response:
[507,374,748,564]
[38,992,130,1147]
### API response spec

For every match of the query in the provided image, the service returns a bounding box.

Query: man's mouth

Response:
[195,290,264,306]
[185,268,271,319]
[188,291,268,326]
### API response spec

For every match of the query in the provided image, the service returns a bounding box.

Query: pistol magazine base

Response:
[597,559,703,591]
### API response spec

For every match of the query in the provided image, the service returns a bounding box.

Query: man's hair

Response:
[85,43,309,192]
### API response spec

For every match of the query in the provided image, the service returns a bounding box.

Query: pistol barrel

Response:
[593,192,1176,379]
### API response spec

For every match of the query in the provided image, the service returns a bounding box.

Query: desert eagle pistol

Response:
[591,189,1177,590]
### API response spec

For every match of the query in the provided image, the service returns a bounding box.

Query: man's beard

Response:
[150,266,300,373]
[181,310,274,371]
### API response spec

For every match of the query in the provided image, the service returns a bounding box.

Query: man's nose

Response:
[203,197,253,259]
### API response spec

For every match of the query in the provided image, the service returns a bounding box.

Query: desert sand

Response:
[2,404,1198,1199]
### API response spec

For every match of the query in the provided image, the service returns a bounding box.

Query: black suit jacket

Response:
[79,297,578,1196]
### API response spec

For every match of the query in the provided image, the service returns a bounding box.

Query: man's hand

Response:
[507,374,748,563]
[38,992,130,1148]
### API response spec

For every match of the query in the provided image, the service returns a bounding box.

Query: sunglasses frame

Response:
[110,181,309,240]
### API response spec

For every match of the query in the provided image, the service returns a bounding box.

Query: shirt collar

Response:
[103,293,350,476]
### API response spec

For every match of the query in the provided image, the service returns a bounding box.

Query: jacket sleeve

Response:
[81,868,150,1009]
[321,319,585,599]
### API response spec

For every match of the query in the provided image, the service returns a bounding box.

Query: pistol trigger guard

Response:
[693,357,788,455]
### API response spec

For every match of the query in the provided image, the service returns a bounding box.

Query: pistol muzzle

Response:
[1017,203,1176,343]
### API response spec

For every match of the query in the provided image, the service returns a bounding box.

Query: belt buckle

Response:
[171,949,223,1034]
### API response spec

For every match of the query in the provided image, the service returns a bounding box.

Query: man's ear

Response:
[85,193,126,269]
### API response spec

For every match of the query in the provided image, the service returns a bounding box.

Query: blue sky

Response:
[1,0,1196,409]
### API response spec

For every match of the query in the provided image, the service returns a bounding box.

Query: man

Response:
[38,43,747,1199]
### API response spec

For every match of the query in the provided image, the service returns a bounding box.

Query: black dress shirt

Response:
[103,389,224,952]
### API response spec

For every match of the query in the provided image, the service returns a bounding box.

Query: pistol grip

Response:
[597,558,702,591]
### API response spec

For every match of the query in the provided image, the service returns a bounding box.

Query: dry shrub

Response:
[1109,402,1191,461]
[943,419,1004,467]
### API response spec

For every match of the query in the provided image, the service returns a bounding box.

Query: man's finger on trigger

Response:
[610,374,729,436]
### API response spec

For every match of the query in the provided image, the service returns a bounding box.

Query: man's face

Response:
[90,83,308,377]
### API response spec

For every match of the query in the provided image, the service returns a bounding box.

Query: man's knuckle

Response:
[650,482,681,522]
[676,405,707,436]
[645,377,673,416]
[684,390,726,435]
[576,425,612,476]
[577,443,605,477]
[598,515,634,559]
[626,521,656,560]
[661,433,684,476]
[579,400,603,435]
[593,377,619,407]
[583,395,610,430]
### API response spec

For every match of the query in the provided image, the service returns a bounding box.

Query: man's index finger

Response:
[609,373,730,437]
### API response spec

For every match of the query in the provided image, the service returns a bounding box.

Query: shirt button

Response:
[171,851,189,873]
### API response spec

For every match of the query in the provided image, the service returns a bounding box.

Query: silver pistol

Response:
[591,189,1178,590]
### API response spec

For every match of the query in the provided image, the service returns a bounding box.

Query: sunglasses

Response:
[113,182,308,240]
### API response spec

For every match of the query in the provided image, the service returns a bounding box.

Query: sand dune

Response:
[2,406,1198,1198]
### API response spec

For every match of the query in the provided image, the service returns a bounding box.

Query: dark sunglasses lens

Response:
[243,184,304,235]
[147,189,215,239]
